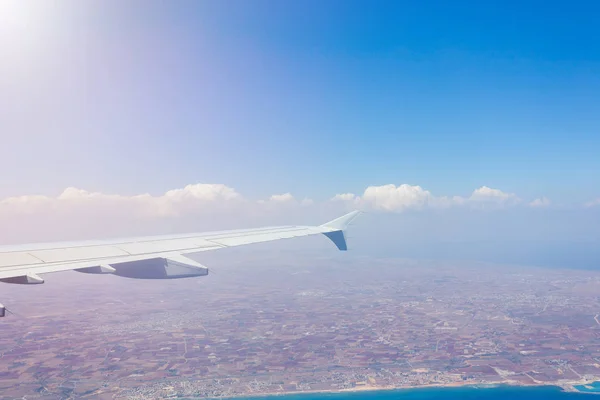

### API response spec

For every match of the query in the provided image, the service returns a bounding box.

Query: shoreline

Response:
[209,378,600,399]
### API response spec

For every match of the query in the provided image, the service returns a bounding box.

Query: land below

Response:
[1,247,600,399]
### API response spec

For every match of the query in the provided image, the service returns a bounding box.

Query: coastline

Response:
[208,378,599,399]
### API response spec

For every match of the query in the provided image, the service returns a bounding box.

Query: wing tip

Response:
[320,210,362,251]
[320,210,362,231]
[322,230,348,251]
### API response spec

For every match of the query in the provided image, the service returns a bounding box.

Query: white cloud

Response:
[529,197,551,208]
[0,182,582,243]
[258,193,315,208]
[0,183,541,221]
[0,183,255,243]
[469,186,520,204]
[163,183,241,203]
[331,184,518,212]
[0,194,51,212]
[0,183,245,219]
[331,193,358,202]
[268,193,295,203]
[584,198,600,208]
[361,184,434,212]
[330,193,363,209]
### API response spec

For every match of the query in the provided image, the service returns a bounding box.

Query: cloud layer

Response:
[529,197,551,208]
[0,183,557,220]
[331,184,521,211]
[1,184,244,218]
[3,182,593,244]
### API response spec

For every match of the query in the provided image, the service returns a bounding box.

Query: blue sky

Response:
[1,1,600,267]
[1,0,599,202]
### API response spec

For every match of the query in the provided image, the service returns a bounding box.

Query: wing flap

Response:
[29,245,130,263]
[0,252,179,279]
[115,238,221,254]
[0,252,42,268]
[110,255,209,279]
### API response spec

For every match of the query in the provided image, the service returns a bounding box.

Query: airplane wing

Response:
[0,210,361,286]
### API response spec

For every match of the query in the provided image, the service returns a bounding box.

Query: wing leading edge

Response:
[0,211,362,284]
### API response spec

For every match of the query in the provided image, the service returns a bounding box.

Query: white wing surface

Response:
[0,211,361,286]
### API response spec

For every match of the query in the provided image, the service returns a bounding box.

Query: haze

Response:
[1,0,599,270]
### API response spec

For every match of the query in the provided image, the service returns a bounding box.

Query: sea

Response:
[217,385,600,400]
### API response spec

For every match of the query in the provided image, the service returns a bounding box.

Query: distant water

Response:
[574,382,600,393]
[220,385,598,400]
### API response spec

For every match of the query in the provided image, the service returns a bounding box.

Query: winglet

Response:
[319,210,362,251]
[320,210,362,231]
